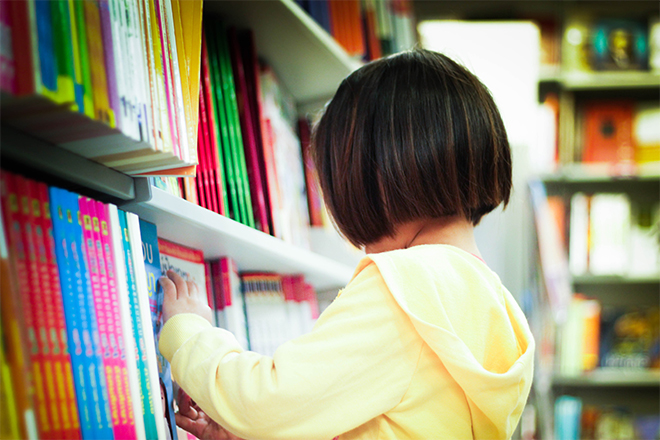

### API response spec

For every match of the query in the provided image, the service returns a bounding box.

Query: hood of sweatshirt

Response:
[364,244,535,440]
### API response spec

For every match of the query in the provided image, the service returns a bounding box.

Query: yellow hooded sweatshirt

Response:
[159,244,535,440]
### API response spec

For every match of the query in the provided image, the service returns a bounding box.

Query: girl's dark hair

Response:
[311,48,512,248]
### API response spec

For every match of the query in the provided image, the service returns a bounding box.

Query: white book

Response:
[126,212,166,440]
[569,193,589,276]
[589,194,630,275]
[108,205,147,440]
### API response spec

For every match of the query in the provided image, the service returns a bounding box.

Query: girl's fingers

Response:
[160,276,177,301]
[175,413,203,439]
[167,270,189,297]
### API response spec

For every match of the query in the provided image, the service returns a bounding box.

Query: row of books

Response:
[296,0,416,61]
[0,170,323,440]
[558,295,660,375]
[153,18,328,247]
[536,13,660,73]
[555,396,659,440]
[562,193,660,277]
[0,0,202,175]
[533,96,660,174]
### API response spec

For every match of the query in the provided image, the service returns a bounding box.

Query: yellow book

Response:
[0,323,20,440]
[84,1,114,126]
[180,0,203,148]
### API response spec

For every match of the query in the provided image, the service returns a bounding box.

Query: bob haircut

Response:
[311,49,512,248]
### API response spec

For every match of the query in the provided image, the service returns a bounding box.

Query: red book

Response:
[229,28,269,234]
[16,175,64,440]
[38,182,82,440]
[583,101,635,164]
[198,76,219,214]
[196,105,210,211]
[28,180,78,440]
[8,1,34,95]
[240,30,273,234]
[0,172,38,440]
[298,118,324,227]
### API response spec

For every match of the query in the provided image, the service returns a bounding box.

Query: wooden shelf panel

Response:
[554,369,660,387]
[572,275,660,286]
[205,0,361,110]
[125,188,355,291]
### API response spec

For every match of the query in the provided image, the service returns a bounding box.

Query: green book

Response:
[216,21,255,229]
[206,22,241,223]
[48,0,76,106]
[73,0,94,119]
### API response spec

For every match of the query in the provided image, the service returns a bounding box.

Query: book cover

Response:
[229,27,269,234]
[48,187,95,439]
[554,395,582,440]
[34,0,57,95]
[299,118,324,227]
[589,193,630,275]
[72,0,95,119]
[38,183,82,440]
[14,175,61,439]
[95,202,137,439]
[27,181,76,440]
[600,306,659,369]
[8,1,35,96]
[79,197,121,439]
[126,213,165,440]
[217,258,249,350]
[205,23,240,223]
[583,101,635,164]
[201,34,228,215]
[138,219,178,440]
[118,210,159,440]
[216,22,255,229]
[592,19,649,71]
[49,0,76,107]
[84,0,112,125]
[158,239,209,316]
[568,192,589,276]
[196,89,212,212]
[68,192,114,440]
[98,0,120,129]
[0,179,38,440]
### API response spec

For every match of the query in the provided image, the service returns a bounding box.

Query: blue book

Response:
[139,219,178,440]
[34,0,57,92]
[555,395,582,440]
[65,191,115,440]
[118,210,159,440]
[49,187,95,439]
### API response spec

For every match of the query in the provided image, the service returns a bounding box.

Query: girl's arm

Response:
[159,263,423,440]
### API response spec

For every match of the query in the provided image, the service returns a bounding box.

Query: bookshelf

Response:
[539,71,660,90]
[205,0,362,114]
[125,187,354,291]
[0,0,358,292]
[553,369,660,388]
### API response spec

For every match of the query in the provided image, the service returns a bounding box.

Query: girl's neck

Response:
[363,216,482,258]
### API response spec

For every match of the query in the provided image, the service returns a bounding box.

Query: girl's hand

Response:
[176,389,244,440]
[160,270,214,325]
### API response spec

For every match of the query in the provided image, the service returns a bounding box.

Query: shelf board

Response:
[553,369,660,387]
[572,275,660,286]
[539,70,660,90]
[205,0,362,111]
[124,188,355,291]
[539,163,660,184]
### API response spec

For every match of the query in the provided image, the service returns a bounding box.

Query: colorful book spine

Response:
[138,219,178,440]
[11,175,58,440]
[98,0,120,128]
[0,176,38,440]
[126,214,166,440]
[94,201,137,439]
[26,181,76,440]
[68,192,114,440]
[72,0,95,119]
[49,187,96,439]
[117,210,159,440]
[84,0,113,125]
[49,0,76,107]
[38,183,82,440]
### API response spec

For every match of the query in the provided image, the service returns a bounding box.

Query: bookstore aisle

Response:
[0,0,416,439]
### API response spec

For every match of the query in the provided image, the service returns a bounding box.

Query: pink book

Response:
[96,201,137,439]
[79,198,125,440]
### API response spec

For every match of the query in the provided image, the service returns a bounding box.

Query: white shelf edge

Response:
[553,369,660,387]
[539,70,660,90]
[124,188,355,291]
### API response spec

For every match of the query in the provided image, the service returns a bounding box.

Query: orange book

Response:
[581,297,601,371]
[583,101,635,164]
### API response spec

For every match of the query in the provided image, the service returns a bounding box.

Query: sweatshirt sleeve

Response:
[158,262,423,440]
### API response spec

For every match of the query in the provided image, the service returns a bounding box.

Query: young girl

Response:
[159,49,535,440]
